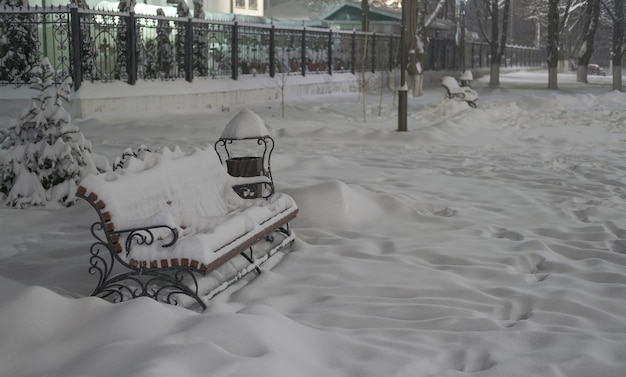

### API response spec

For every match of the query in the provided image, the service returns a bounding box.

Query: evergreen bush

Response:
[0,58,108,208]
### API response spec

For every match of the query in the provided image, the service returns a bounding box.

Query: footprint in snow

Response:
[480,226,525,241]
[437,346,497,373]
[492,295,533,328]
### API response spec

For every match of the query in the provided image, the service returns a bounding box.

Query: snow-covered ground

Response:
[2,71,626,377]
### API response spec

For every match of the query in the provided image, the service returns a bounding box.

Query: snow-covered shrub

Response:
[112,145,189,172]
[0,58,108,208]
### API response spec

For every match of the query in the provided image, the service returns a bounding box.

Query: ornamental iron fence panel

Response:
[0,6,71,85]
[304,28,329,75]
[0,6,542,89]
[272,26,303,75]
[331,31,354,74]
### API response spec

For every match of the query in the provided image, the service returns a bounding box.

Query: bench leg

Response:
[240,247,262,274]
[86,221,295,310]
[85,221,207,310]
[92,267,207,310]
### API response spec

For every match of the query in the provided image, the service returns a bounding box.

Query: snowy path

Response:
[1,71,626,376]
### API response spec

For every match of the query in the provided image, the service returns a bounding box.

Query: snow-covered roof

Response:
[94,1,178,16]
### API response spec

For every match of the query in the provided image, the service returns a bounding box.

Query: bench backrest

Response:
[79,146,247,233]
[441,76,461,92]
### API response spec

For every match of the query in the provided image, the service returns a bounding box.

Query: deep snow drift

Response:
[2,71,626,377]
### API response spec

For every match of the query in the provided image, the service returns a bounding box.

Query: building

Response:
[320,2,401,34]
[27,0,265,18]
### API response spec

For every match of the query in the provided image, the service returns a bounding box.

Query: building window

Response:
[249,0,257,10]
[235,0,245,9]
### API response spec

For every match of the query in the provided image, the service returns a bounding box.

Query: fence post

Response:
[70,5,82,91]
[301,27,306,76]
[269,24,275,77]
[351,31,356,75]
[126,11,137,85]
[371,33,376,73]
[185,17,193,82]
[327,29,332,75]
[388,34,393,71]
[231,22,239,80]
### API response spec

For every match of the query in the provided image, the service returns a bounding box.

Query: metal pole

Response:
[460,0,466,72]
[371,32,376,73]
[351,31,356,75]
[301,27,306,76]
[70,5,82,91]
[127,11,137,85]
[185,17,193,82]
[328,29,333,75]
[269,24,275,77]
[231,22,238,80]
[398,0,407,132]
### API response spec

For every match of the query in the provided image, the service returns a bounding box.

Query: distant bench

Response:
[76,146,298,310]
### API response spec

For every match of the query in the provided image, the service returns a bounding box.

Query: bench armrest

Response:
[111,224,179,253]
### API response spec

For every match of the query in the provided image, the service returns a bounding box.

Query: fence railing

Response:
[0,5,543,90]
[425,39,545,71]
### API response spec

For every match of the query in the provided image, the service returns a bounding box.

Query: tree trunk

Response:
[612,0,624,91]
[488,0,499,88]
[484,0,509,88]
[576,65,589,83]
[361,0,369,32]
[576,0,601,83]
[547,0,559,89]
[405,0,420,96]
[548,66,558,89]
[612,65,623,89]
[490,64,500,87]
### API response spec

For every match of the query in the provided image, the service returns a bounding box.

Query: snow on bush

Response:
[0,58,108,208]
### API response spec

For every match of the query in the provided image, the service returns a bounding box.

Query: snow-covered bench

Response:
[441,76,478,108]
[76,145,298,310]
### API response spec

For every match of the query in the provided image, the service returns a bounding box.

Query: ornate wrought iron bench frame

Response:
[76,179,297,311]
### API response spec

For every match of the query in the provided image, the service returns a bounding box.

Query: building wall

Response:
[208,0,231,13]
[207,0,264,17]
[25,0,263,18]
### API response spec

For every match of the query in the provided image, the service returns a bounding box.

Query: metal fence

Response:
[0,5,542,89]
[425,39,545,71]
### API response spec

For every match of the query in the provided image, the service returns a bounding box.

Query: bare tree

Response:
[546,0,576,89]
[357,35,370,122]
[547,0,560,89]
[602,0,624,90]
[276,70,288,118]
[405,0,420,96]
[576,0,601,82]
[410,0,446,97]
[474,0,512,87]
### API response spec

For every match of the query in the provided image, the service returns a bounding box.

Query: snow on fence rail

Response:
[0,5,542,90]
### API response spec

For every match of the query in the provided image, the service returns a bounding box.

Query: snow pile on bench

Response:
[79,145,296,268]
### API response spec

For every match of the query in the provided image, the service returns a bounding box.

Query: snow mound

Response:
[220,108,270,139]
[285,180,391,228]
